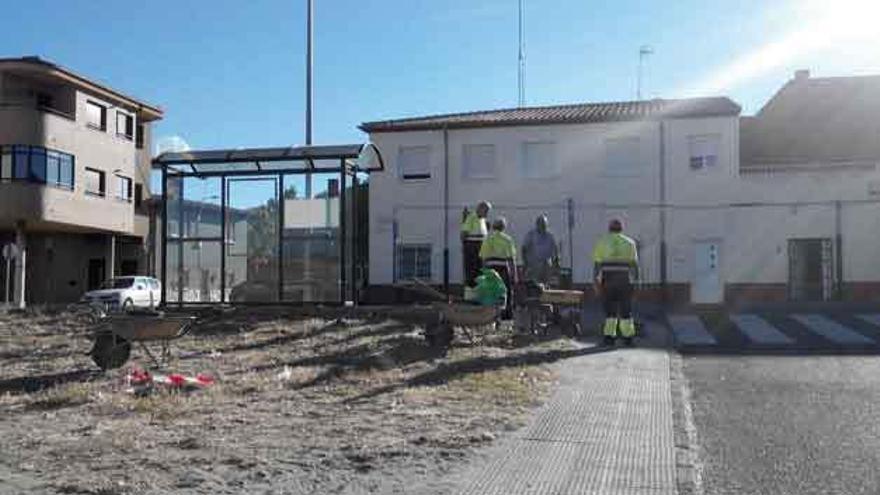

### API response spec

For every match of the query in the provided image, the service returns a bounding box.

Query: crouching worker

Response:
[473,268,508,307]
[480,217,517,319]
[592,219,639,346]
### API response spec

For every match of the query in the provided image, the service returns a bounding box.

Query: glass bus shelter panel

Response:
[225,177,280,303]
[281,173,341,303]
[179,240,222,302]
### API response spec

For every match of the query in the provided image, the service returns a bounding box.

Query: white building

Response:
[362,71,880,305]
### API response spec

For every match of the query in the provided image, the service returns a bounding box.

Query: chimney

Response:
[794,69,810,81]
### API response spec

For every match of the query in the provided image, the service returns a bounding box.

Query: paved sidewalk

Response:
[457,325,676,494]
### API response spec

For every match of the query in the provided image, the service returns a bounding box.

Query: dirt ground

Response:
[0,306,575,494]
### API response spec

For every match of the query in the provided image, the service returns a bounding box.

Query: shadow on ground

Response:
[0,369,102,395]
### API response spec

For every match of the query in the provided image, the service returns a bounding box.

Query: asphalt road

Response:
[682,353,880,494]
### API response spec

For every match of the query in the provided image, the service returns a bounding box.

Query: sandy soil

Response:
[0,306,571,494]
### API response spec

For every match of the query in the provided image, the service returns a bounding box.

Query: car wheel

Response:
[122,298,134,311]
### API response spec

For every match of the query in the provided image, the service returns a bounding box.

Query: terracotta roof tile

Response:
[360,97,740,132]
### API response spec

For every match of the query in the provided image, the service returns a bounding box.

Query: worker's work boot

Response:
[603,335,616,346]
[623,337,634,347]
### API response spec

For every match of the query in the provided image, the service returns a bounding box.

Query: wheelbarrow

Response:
[88,310,197,370]
[515,281,584,337]
[424,302,502,348]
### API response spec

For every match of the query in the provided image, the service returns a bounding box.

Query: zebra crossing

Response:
[669,312,880,348]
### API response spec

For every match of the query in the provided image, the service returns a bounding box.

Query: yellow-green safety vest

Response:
[592,233,638,272]
[480,231,517,266]
[461,211,488,241]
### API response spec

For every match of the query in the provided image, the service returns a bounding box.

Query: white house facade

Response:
[362,71,880,305]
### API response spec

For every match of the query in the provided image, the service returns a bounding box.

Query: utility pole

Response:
[303,0,314,298]
[517,0,525,107]
[637,45,653,100]
[306,0,313,146]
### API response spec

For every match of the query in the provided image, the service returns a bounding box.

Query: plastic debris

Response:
[125,366,214,395]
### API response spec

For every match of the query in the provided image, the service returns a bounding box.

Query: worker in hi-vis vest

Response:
[480,217,518,318]
[460,201,492,287]
[592,218,639,346]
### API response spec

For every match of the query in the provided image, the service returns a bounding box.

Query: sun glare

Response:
[685,0,880,97]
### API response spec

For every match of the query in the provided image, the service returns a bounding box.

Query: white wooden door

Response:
[693,240,722,304]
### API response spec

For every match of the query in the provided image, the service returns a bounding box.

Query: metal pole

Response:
[5,255,10,305]
[306,0,313,146]
[835,200,843,300]
[340,162,347,304]
[161,167,168,306]
[277,174,284,302]
[517,0,525,107]
[303,0,314,300]
[659,121,667,304]
[637,45,652,100]
[443,126,450,295]
[220,176,226,303]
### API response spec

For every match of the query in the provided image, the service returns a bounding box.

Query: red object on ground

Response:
[167,374,186,387]
[195,373,214,386]
[128,367,153,386]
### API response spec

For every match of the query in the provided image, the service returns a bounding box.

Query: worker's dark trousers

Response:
[601,271,635,337]
[487,263,514,318]
[462,239,482,286]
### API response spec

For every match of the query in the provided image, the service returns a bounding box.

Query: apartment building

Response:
[0,56,163,305]
[361,97,740,303]
[361,71,880,305]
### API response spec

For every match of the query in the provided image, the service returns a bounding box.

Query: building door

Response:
[692,240,722,304]
[87,258,105,290]
[789,238,832,301]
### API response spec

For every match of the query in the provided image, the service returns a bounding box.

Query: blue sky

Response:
[6,0,880,154]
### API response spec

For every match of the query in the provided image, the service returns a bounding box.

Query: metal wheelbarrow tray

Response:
[88,310,197,370]
[424,303,501,347]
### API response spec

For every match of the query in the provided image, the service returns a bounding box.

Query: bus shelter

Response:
[153,144,383,306]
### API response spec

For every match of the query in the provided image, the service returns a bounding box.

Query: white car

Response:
[81,276,162,311]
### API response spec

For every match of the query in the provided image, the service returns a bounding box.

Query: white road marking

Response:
[669,315,717,345]
[792,314,875,345]
[731,314,794,345]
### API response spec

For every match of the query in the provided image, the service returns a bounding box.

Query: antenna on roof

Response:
[637,45,653,100]
[517,0,525,108]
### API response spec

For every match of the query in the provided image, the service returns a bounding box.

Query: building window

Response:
[397,244,432,281]
[688,134,720,170]
[85,168,106,196]
[36,92,54,110]
[521,142,558,178]
[116,112,134,140]
[12,145,29,179]
[0,149,10,180]
[462,144,496,179]
[398,146,430,180]
[29,147,47,182]
[85,101,107,131]
[135,124,145,149]
[0,145,74,189]
[604,137,642,176]
[116,175,133,202]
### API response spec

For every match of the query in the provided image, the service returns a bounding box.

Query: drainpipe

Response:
[659,120,668,305]
[443,125,450,295]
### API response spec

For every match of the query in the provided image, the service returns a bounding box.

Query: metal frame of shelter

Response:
[153,144,384,307]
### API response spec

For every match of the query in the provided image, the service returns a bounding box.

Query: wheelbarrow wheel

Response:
[425,323,454,348]
[90,333,132,370]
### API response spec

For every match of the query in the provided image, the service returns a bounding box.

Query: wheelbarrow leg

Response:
[138,342,163,369]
